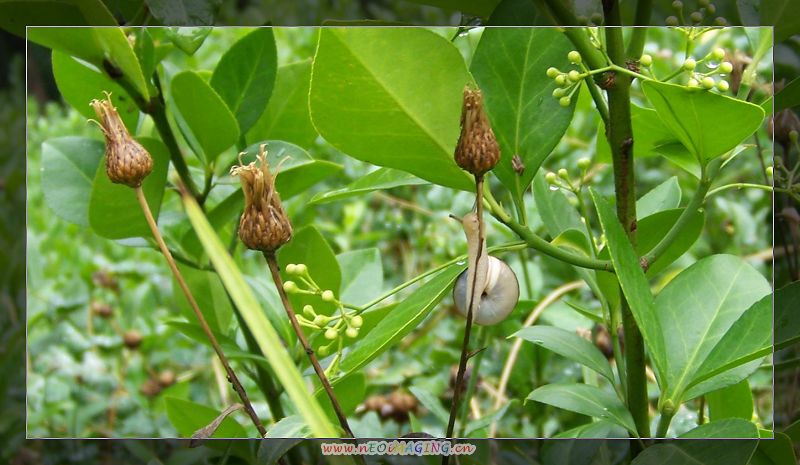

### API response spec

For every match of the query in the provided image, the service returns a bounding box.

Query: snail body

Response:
[453,212,520,325]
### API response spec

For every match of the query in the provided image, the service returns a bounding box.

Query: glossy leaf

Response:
[679,418,759,439]
[774,76,800,113]
[171,71,239,163]
[165,397,247,438]
[211,28,277,135]
[310,168,427,205]
[632,438,758,465]
[636,177,681,220]
[776,281,800,350]
[247,59,317,148]
[533,172,584,238]
[41,137,103,227]
[164,27,213,54]
[88,137,169,239]
[182,194,337,438]
[641,81,765,165]
[552,420,628,439]
[28,27,149,99]
[513,326,614,383]
[309,27,473,191]
[51,51,140,132]
[315,373,365,421]
[706,380,754,422]
[656,255,771,403]
[470,27,576,199]
[750,432,797,465]
[337,248,383,307]
[336,264,464,380]
[146,0,219,26]
[596,105,689,165]
[761,0,800,43]
[0,0,115,36]
[527,383,637,436]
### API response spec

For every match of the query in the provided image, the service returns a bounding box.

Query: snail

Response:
[452,212,520,325]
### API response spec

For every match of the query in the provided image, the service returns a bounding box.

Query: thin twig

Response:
[263,252,357,440]
[134,186,266,437]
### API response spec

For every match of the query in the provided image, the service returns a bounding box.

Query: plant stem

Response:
[655,409,675,437]
[263,252,356,439]
[134,186,266,437]
[603,4,650,438]
[148,98,201,201]
[627,3,652,58]
[706,182,787,198]
[457,327,489,437]
[444,175,485,464]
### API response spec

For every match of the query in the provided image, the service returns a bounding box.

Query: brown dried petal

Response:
[90,95,153,187]
[454,87,500,177]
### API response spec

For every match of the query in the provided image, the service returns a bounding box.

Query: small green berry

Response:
[555,74,567,86]
[666,16,679,26]
[714,17,727,26]
[558,168,569,180]
[698,0,710,6]
[546,67,560,78]
[285,263,297,274]
[577,158,591,170]
[545,172,558,184]
[683,58,697,70]
[350,315,363,328]
[671,0,683,10]
[711,48,725,61]
[690,11,703,22]
[716,80,729,92]
[701,77,715,89]
[568,70,581,82]
[324,328,338,340]
[321,290,335,302]
[559,96,571,107]
[295,263,308,275]
[719,61,733,73]
[766,166,773,178]
[283,281,298,293]
[303,304,315,318]
[640,54,653,67]
[313,314,328,326]
[552,88,566,98]
[706,3,716,14]
[687,78,699,88]
[317,345,329,357]
[345,327,359,339]
[568,51,582,63]
[791,130,799,144]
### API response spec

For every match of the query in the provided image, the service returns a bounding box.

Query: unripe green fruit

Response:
[317,345,329,357]
[690,11,703,22]
[698,0,709,6]
[568,70,581,82]
[766,166,773,177]
[559,96,571,107]
[552,88,566,98]
[324,328,338,340]
[701,77,715,89]
[313,314,328,326]
[640,54,653,67]
[286,263,297,274]
[545,172,558,184]
[546,67,560,78]
[714,17,727,26]
[345,327,359,339]
[666,16,679,26]
[687,78,699,88]
[716,80,729,92]
[791,130,799,144]
[683,58,696,70]
[568,51,582,63]
[711,48,725,61]
[283,281,298,293]
[321,290,335,302]
[719,61,733,73]
[706,3,716,14]
[555,75,567,86]
[303,304,315,318]
[558,168,569,180]
[671,0,683,10]
[577,158,591,170]
[350,315,363,328]
[295,263,308,275]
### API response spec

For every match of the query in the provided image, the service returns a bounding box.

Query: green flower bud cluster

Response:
[666,0,723,26]
[545,159,591,193]
[682,47,732,93]
[547,50,588,108]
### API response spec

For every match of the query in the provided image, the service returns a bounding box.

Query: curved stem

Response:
[134,187,265,437]
[706,182,787,198]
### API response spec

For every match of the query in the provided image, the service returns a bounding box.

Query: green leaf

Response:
[173,265,233,335]
[309,27,473,191]
[337,264,464,380]
[655,255,771,403]
[165,397,247,438]
[408,386,449,426]
[527,383,637,436]
[170,71,239,163]
[258,417,306,464]
[164,27,213,54]
[678,419,759,439]
[28,27,149,100]
[513,326,614,383]
[277,225,341,317]
[41,137,104,227]
[401,0,500,17]
[88,137,169,240]
[641,81,765,165]
[315,373,365,421]
[750,432,797,465]
[631,438,758,465]
[776,281,800,350]
[596,105,691,166]
[145,0,220,26]
[0,0,115,36]
[552,420,628,438]
[470,27,576,199]
[337,249,383,307]
[247,59,317,149]
[533,172,584,238]
[465,400,517,436]
[761,0,800,43]
[636,177,681,220]
[182,194,338,438]
[774,76,800,112]
[211,28,277,135]
[51,51,140,132]
[706,380,753,422]
[591,189,666,383]
[310,168,427,205]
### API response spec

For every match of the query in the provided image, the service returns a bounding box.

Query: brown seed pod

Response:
[90,94,153,188]
[90,301,113,318]
[158,370,176,388]
[454,87,500,177]
[230,144,292,252]
[123,330,143,350]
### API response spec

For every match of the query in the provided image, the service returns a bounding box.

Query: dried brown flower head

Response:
[90,93,153,187]
[454,87,500,177]
[230,144,292,252]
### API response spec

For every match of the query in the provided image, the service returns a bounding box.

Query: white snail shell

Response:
[453,256,520,325]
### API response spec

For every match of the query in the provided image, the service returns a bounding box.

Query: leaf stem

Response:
[706,182,787,198]
[655,409,675,437]
[134,186,265,436]
[457,326,489,437]
[263,252,357,440]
